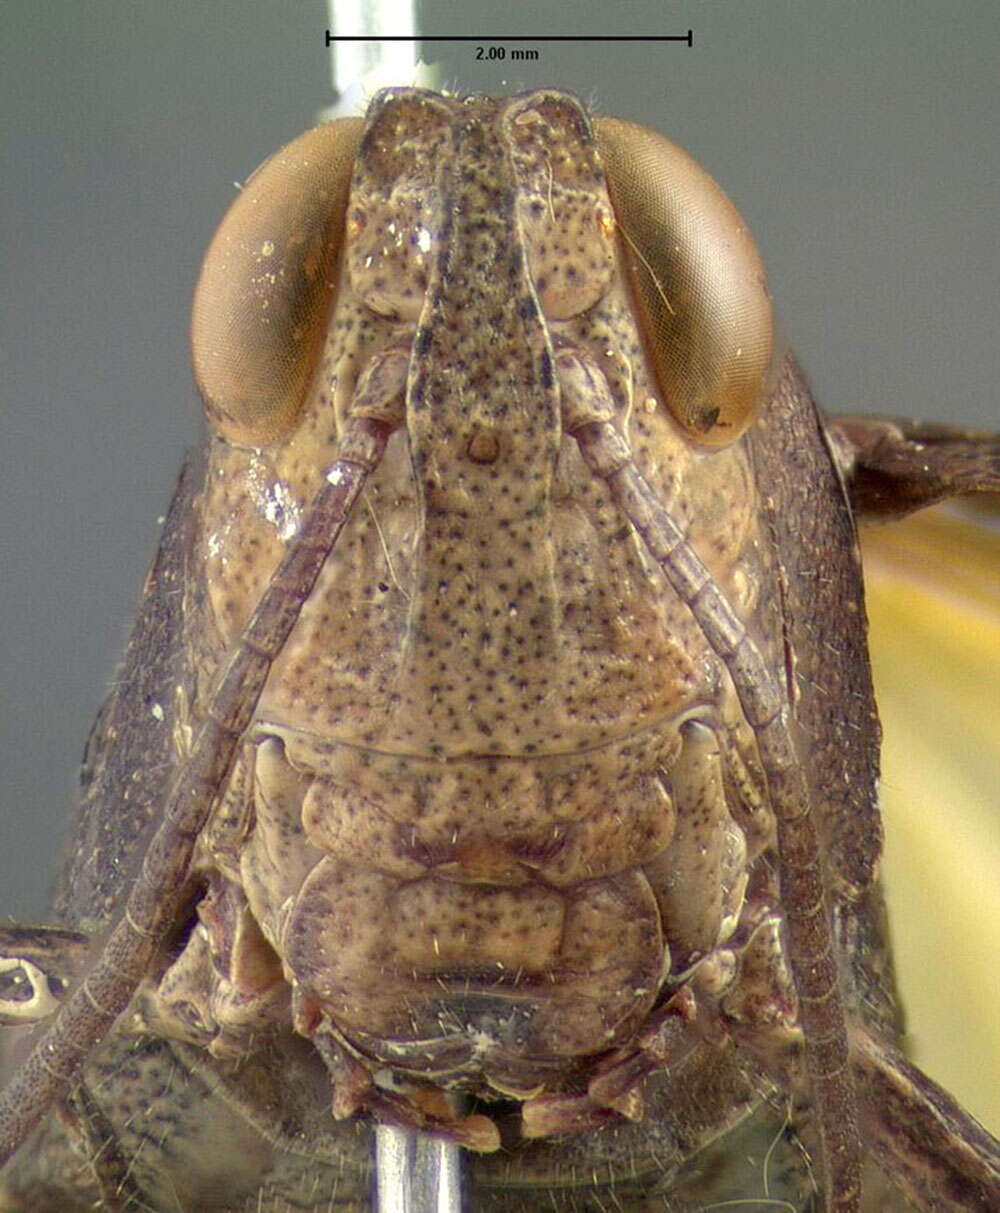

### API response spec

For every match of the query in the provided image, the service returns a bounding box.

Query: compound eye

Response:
[191,118,363,446]
[596,117,774,448]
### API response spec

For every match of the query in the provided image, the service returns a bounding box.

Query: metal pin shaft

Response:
[375,1124,466,1212]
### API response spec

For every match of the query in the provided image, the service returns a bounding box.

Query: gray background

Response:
[2,1,998,919]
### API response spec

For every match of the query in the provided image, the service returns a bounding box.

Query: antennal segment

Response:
[0,416,394,1167]
[569,413,861,1213]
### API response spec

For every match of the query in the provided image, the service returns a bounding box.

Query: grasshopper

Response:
[2,87,999,1211]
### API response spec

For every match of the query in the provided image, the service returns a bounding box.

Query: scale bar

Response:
[325,32,694,46]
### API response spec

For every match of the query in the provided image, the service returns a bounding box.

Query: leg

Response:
[826,416,1000,518]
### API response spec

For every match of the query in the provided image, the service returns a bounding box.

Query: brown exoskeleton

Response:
[1,87,998,1211]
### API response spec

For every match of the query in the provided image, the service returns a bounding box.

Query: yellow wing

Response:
[861,499,1000,1136]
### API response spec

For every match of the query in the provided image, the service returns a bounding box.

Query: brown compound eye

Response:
[596,117,774,448]
[191,118,364,446]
